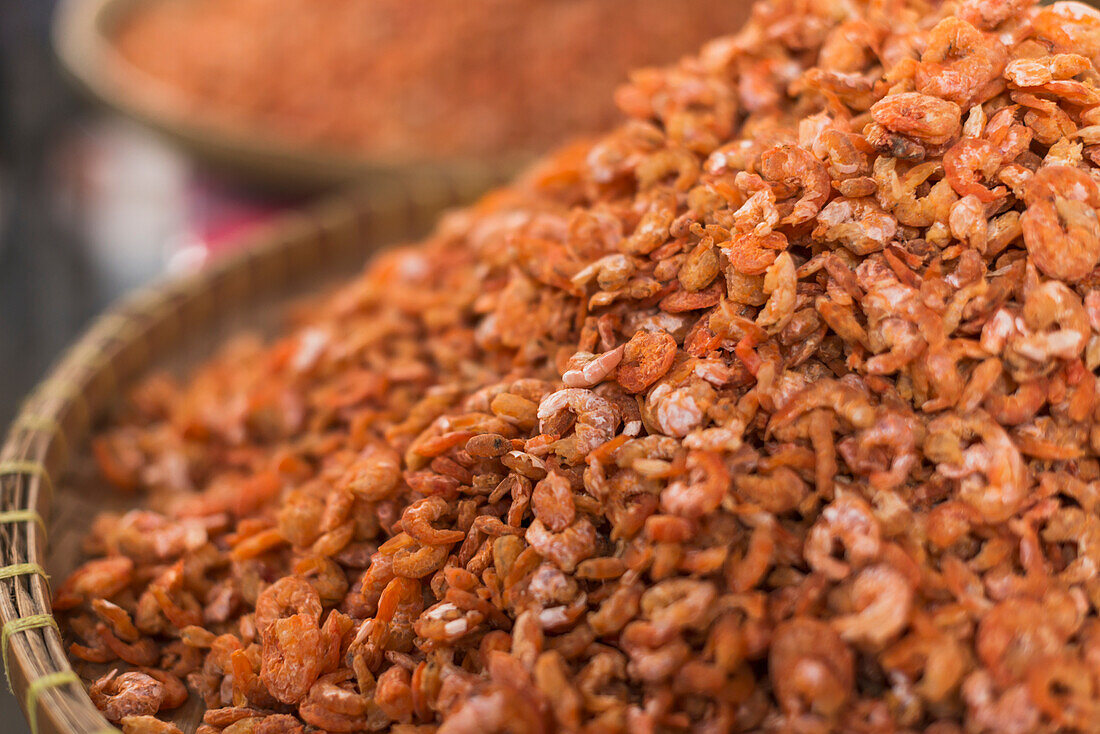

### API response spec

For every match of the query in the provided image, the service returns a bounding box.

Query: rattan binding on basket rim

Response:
[0,174,495,734]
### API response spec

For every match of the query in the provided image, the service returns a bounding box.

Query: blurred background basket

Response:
[54,0,752,192]
[52,0,529,191]
[54,0,528,192]
[0,179,486,734]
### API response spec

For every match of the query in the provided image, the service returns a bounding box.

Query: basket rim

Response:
[51,0,532,189]
[0,177,490,734]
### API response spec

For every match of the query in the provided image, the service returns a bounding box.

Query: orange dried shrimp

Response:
[59,0,1100,731]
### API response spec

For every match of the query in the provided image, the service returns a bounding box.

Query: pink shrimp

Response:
[254,576,322,633]
[97,624,159,667]
[1021,165,1100,282]
[91,598,141,642]
[758,144,831,225]
[260,613,324,704]
[943,139,1006,202]
[525,518,598,573]
[53,556,134,610]
[438,686,548,734]
[660,451,730,518]
[401,496,466,545]
[915,16,1007,107]
[832,564,914,647]
[928,412,1027,523]
[118,716,184,734]
[89,670,165,723]
[561,346,625,388]
[536,388,619,456]
[805,493,882,579]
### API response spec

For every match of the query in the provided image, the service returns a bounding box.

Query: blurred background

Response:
[2,4,294,723]
[0,1,293,428]
[0,0,751,729]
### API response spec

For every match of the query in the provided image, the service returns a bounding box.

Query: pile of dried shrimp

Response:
[58,0,1100,731]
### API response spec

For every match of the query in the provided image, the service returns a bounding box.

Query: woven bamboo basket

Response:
[52,0,530,191]
[0,175,496,734]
